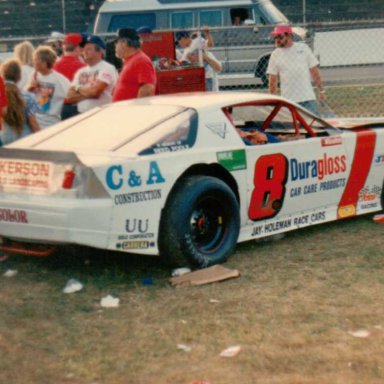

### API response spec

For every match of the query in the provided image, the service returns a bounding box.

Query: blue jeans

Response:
[298,100,319,115]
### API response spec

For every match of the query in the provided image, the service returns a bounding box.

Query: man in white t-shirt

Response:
[266,24,325,115]
[186,46,222,91]
[27,46,70,128]
[66,35,118,114]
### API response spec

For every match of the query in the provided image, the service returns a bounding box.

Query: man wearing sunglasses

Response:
[266,24,325,115]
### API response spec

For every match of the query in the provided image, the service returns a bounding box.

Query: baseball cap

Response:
[86,35,106,50]
[270,24,293,36]
[136,26,152,35]
[80,33,90,48]
[175,31,190,42]
[63,33,82,46]
[46,31,64,43]
[116,28,140,41]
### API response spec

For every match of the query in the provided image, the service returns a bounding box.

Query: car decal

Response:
[206,122,227,139]
[217,150,247,171]
[248,153,288,220]
[337,129,377,218]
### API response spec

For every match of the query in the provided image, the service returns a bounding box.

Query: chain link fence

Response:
[204,19,384,118]
[0,19,383,118]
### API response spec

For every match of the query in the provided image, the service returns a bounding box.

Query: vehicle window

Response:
[227,103,338,145]
[230,8,253,25]
[171,11,194,29]
[199,10,222,27]
[108,13,156,32]
[28,105,186,152]
[129,109,198,155]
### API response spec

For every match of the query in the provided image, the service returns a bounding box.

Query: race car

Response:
[0,92,383,268]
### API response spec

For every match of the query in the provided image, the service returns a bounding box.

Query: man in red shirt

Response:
[54,33,87,119]
[112,28,156,102]
[53,33,86,81]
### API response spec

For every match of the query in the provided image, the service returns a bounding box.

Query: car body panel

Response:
[0,92,383,257]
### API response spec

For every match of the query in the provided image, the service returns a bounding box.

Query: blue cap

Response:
[80,32,90,47]
[137,26,152,34]
[86,35,106,50]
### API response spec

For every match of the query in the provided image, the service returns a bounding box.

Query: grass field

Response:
[252,84,384,118]
[0,214,383,384]
[326,84,384,117]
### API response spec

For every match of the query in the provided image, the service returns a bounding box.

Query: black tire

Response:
[159,175,240,268]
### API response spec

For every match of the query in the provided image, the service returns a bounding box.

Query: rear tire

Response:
[159,175,240,268]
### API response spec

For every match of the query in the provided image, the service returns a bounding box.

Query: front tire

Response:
[159,176,240,268]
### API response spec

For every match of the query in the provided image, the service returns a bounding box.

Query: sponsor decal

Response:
[206,122,227,139]
[338,205,356,218]
[118,233,154,240]
[321,136,342,147]
[0,208,28,223]
[153,144,190,154]
[0,159,52,190]
[126,219,149,233]
[290,153,347,182]
[114,189,161,205]
[358,185,381,209]
[251,211,326,237]
[374,154,384,165]
[122,218,155,239]
[217,150,246,171]
[105,161,165,191]
[361,202,379,209]
[248,153,348,221]
[116,241,155,250]
[359,190,379,202]
[251,211,326,236]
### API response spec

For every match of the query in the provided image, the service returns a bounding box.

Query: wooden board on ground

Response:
[170,265,240,287]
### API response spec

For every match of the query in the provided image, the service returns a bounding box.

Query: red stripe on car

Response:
[337,129,376,218]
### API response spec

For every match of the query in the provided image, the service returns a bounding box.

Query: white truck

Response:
[93,0,308,86]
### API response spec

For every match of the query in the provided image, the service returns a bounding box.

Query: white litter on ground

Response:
[219,345,241,357]
[348,329,371,338]
[100,295,120,308]
[3,269,17,277]
[171,267,192,277]
[177,343,192,352]
[62,278,83,294]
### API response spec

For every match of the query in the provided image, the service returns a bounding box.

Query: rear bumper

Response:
[0,197,113,249]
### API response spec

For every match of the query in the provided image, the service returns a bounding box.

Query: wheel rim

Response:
[189,196,227,253]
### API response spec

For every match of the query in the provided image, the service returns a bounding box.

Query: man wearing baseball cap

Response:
[266,24,325,114]
[112,28,156,101]
[44,31,64,57]
[66,34,118,115]
[53,33,86,81]
[53,33,87,120]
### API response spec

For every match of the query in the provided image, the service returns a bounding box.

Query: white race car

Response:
[0,92,383,267]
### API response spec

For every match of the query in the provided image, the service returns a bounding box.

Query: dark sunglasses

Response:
[274,34,286,40]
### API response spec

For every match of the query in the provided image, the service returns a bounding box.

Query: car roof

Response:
[110,91,286,111]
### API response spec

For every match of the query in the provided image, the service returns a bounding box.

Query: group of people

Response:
[0,23,325,147]
[0,27,158,146]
